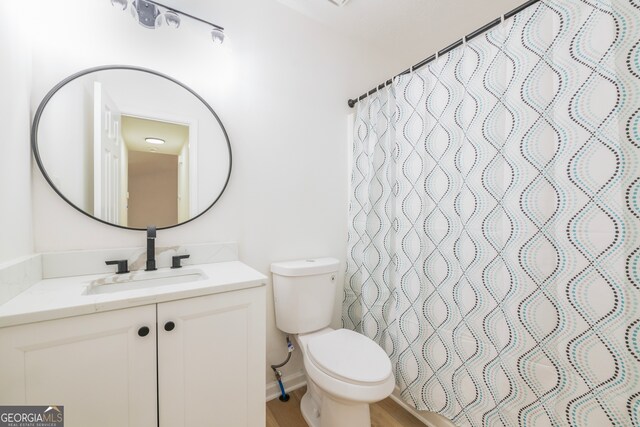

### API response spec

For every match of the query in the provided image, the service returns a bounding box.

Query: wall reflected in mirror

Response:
[34,67,231,229]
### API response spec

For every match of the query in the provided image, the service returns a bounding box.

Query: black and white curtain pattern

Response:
[343,0,640,426]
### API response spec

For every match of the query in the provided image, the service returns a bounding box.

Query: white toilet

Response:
[271,258,395,427]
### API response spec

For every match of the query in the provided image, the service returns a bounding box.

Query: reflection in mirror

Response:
[123,116,190,228]
[33,67,231,229]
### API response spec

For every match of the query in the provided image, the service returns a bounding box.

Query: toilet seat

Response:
[307,329,392,385]
[298,329,396,403]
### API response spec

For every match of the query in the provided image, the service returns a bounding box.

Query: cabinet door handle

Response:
[164,321,176,332]
[138,326,150,337]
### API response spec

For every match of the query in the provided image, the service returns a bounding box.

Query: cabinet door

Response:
[158,287,266,427]
[0,305,157,427]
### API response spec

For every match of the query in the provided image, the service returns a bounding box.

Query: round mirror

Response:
[32,66,231,230]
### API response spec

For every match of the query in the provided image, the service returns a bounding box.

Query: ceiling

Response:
[121,115,189,156]
[276,0,524,69]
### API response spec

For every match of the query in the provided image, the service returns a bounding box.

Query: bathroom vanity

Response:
[1,65,269,426]
[0,250,266,427]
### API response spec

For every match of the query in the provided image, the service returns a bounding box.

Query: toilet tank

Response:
[271,258,340,334]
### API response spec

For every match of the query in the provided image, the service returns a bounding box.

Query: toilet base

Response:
[319,393,371,427]
[300,392,321,427]
[300,382,372,427]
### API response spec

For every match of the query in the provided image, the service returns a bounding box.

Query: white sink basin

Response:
[84,268,209,295]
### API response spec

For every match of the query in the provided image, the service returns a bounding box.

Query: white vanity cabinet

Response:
[158,287,266,427]
[0,304,158,427]
[0,286,266,427]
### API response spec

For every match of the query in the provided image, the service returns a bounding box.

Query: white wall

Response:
[0,3,33,263]
[26,0,399,386]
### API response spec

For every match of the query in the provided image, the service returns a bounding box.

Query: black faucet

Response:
[146,225,157,271]
[105,259,129,274]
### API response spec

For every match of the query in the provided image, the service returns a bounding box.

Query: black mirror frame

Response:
[31,65,232,231]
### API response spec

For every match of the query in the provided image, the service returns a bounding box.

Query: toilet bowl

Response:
[271,258,395,427]
[295,328,395,427]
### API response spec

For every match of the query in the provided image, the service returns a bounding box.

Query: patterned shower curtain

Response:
[343,0,640,426]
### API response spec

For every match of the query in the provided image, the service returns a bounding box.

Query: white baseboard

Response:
[265,371,307,402]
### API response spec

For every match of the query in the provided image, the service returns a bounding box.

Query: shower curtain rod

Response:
[347,0,541,108]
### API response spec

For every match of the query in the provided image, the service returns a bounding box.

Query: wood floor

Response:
[266,387,425,427]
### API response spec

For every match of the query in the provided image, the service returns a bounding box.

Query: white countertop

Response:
[0,261,267,328]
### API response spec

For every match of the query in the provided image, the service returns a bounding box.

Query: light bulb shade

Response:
[210,28,225,44]
[111,0,128,11]
[154,10,180,30]
[164,11,181,29]
[154,12,164,28]
[129,0,139,21]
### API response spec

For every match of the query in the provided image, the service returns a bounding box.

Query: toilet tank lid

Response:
[271,258,339,277]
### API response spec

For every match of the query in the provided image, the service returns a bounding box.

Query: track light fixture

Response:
[110,0,225,44]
